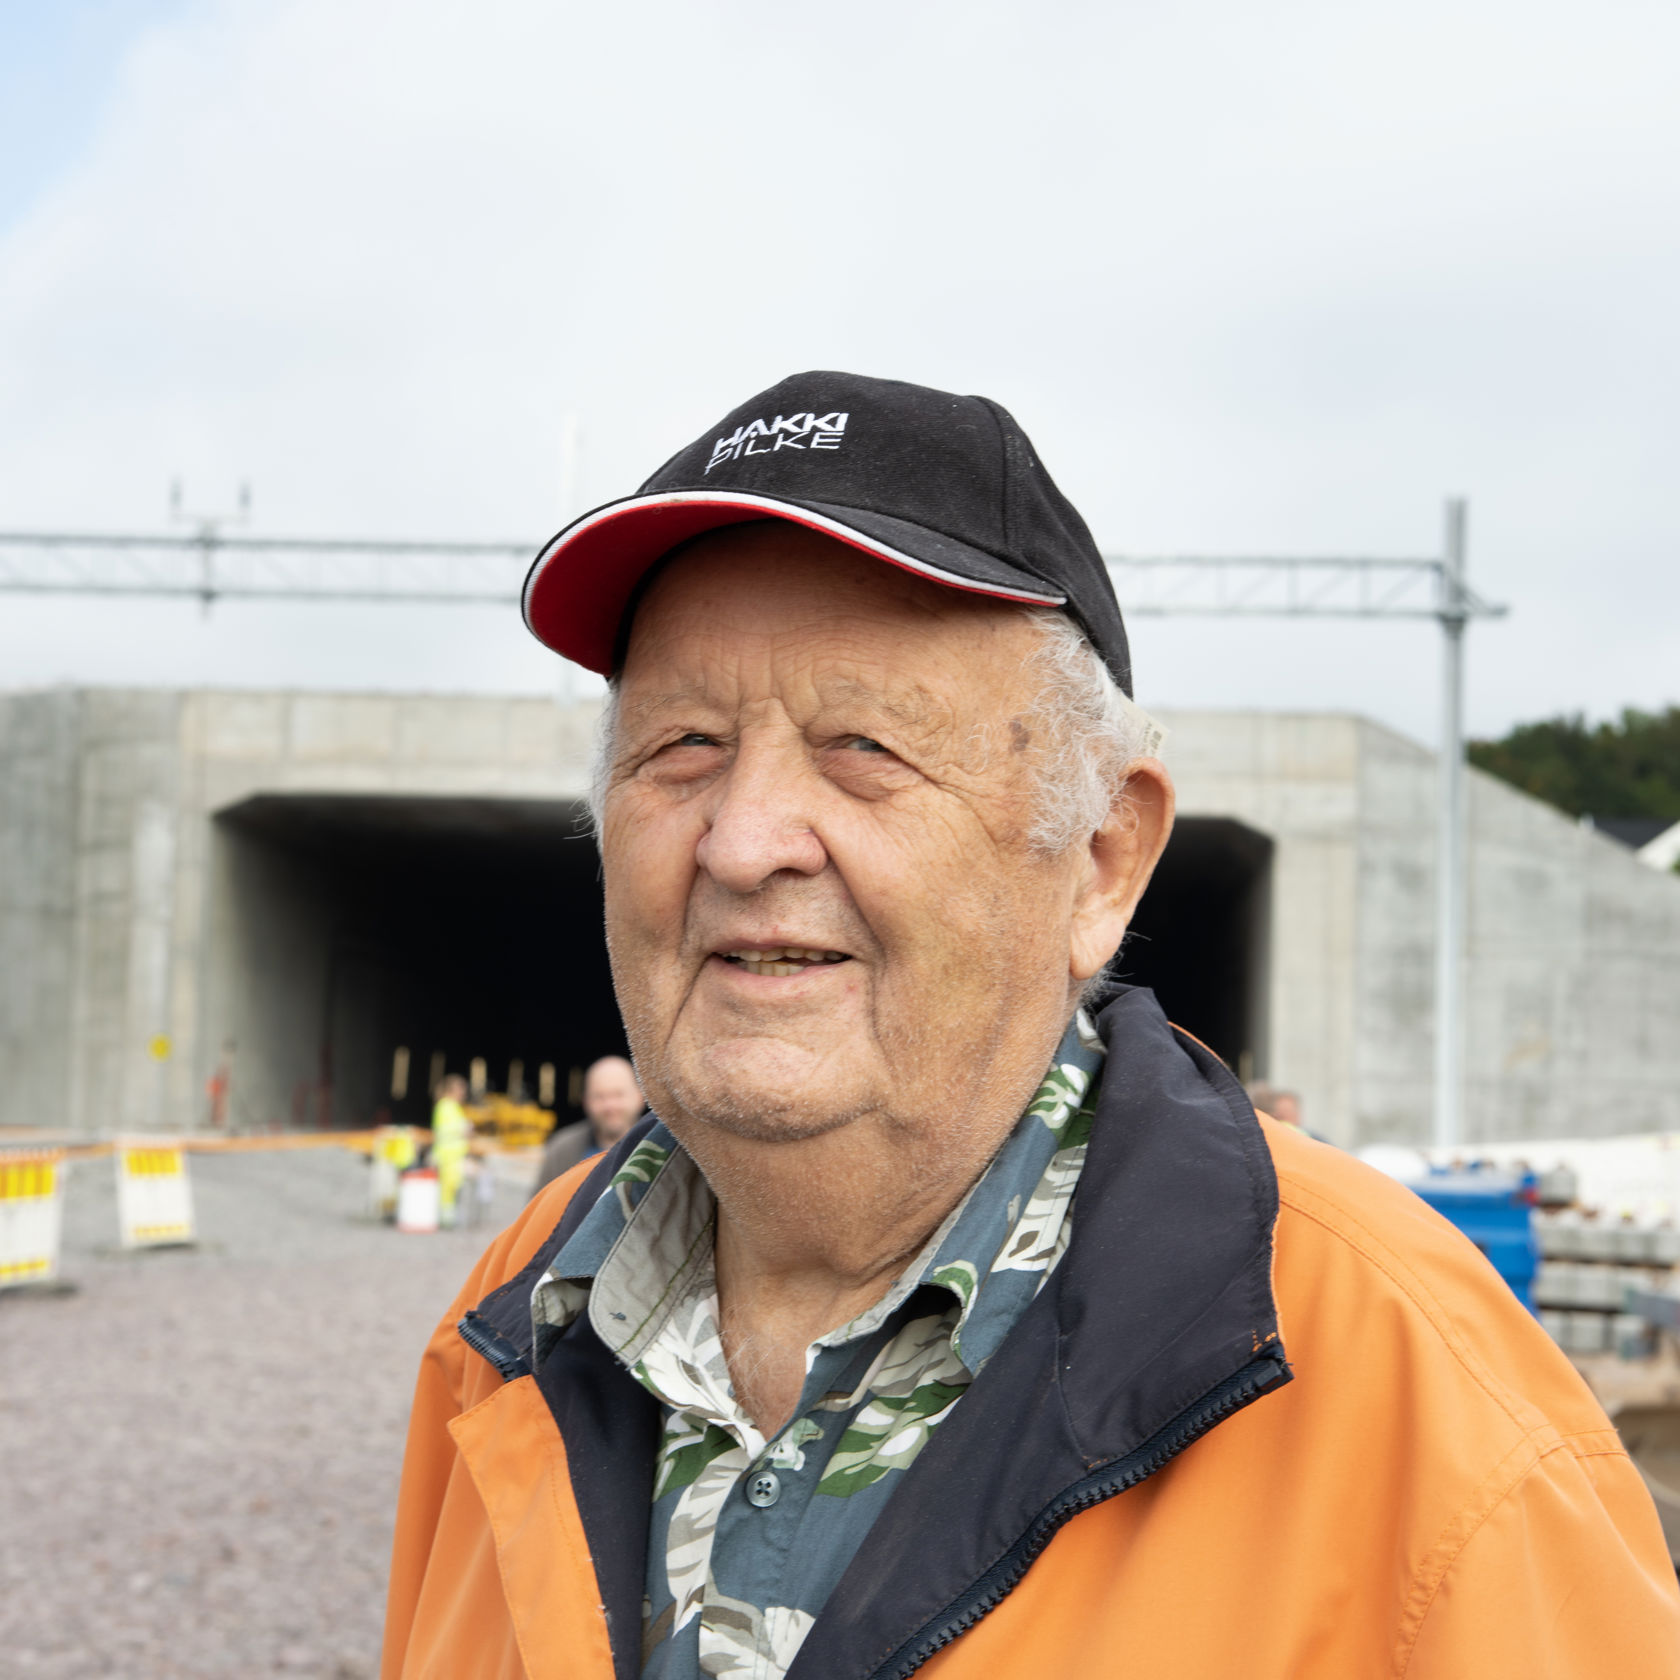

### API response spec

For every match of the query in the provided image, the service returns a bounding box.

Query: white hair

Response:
[585,607,1159,851]
[1014,608,1159,852]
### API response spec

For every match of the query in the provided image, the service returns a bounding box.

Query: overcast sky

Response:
[1,0,1675,746]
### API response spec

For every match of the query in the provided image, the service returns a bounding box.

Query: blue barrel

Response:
[1410,1167,1541,1312]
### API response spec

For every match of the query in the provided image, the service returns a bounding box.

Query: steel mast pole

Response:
[1433,498,1469,1150]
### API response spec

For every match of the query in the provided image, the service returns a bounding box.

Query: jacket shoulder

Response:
[1262,1120,1615,1449]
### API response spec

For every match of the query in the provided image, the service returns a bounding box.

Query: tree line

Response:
[1468,706,1680,826]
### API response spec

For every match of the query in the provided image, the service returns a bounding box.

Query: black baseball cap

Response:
[522,370,1132,695]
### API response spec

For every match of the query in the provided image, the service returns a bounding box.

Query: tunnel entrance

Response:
[1113,816,1272,1080]
[211,794,620,1131]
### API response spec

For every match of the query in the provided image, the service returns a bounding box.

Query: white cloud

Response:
[0,0,1676,739]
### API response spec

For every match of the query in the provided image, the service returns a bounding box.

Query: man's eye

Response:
[674,733,717,748]
[843,737,889,754]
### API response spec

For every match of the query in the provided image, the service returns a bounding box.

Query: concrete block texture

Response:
[1465,772,1680,1142]
[1160,712,1364,1146]
[0,691,81,1130]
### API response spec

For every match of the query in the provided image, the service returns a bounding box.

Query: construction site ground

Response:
[0,1142,537,1679]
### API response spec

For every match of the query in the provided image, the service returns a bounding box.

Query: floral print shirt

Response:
[529,1015,1104,1680]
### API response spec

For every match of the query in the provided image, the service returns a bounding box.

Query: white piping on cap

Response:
[521,489,1068,625]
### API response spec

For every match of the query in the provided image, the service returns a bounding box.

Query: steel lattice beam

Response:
[0,531,1506,623]
[0,531,532,606]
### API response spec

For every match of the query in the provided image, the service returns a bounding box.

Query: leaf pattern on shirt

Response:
[766,1416,824,1471]
[699,1596,816,1677]
[994,1090,1096,1277]
[667,1446,749,1634]
[815,1376,968,1498]
[929,1259,979,1314]
[637,1285,741,1429]
[655,1415,738,1501]
[613,1136,672,1219]
[1025,1061,1093,1134]
[814,1312,971,1497]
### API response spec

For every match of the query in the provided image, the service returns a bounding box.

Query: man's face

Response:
[599,525,1105,1153]
[583,1058,643,1143]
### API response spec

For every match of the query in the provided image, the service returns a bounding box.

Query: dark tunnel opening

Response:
[1112,815,1273,1080]
[213,794,621,1130]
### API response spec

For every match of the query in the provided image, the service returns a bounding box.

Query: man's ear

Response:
[1068,760,1175,984]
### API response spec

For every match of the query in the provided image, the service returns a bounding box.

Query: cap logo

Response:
[706,411,848,473]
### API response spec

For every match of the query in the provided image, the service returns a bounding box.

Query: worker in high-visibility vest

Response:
[429,1073,473,1228]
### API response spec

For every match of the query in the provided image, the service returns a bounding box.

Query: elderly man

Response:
[382,373,1678,1679]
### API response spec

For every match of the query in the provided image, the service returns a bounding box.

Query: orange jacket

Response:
[383,999,1680,1679]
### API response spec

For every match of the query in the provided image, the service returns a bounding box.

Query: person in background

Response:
[429,1073,473,1228]
[1247,1082,1302,1129]
[530,1055,645,1196]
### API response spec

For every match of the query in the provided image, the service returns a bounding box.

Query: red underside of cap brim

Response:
[522,496,1058,674]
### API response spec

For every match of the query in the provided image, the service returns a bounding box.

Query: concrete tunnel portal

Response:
[208,796,1272,1132]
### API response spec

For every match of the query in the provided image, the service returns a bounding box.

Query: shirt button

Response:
[745,1470,781,1508]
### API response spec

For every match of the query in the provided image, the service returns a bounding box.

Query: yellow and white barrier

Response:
[0,1152,65,1287]
[115,1140,196,1248]
[368,1125,420,1219]
[396,1166,440,1234]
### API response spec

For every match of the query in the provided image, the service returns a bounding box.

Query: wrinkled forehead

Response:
[616,526,1043,729]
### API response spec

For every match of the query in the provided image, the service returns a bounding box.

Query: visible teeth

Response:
[720,946,847,974]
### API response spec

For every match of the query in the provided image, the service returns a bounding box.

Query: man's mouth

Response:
[717,947,851,977]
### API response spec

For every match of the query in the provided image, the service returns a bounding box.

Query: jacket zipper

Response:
[457,1310,533,1382]
[866,1352,1289,1680]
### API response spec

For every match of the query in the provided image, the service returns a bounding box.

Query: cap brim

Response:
[521,490,1068,673]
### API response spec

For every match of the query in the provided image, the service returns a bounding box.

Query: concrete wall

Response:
[0,690,194,1134]
[1159,711,1363,1146]
[208,819,341,1132]
[1466,769,1680,1141]
[1349,723,1437,1144]
[0,691,81,1132]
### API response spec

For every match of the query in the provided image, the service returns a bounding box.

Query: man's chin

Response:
[682,1100,861,1145]
[654,1047,874,1145]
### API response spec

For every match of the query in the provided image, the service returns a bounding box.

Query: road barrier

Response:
[0,1151,65,1288]
[368,1126,422,1220]
[396,1167,441,1234]
[0,1127,532,1260]
[116,1140,197,1247]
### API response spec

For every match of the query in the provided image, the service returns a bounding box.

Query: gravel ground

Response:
[0,1144,536,1679]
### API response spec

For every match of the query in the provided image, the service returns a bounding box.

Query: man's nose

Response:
[694,737,828,892]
